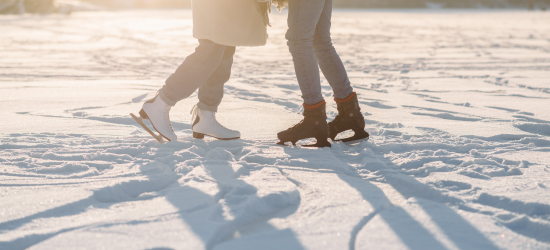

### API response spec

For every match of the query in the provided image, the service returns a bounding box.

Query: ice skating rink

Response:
[1,9,550,249]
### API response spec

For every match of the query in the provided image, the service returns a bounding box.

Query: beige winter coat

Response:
[192,0,268,47]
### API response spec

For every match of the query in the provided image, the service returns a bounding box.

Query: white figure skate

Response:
[190,106,240,140]
[131,95,177,143]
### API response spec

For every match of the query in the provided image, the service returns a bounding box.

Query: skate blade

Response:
[130,113,165,143]
[333,135,369,144]
[193,132,240,141]
[208,135,240,141]
[276,140,330,148]
[302,143,331,148]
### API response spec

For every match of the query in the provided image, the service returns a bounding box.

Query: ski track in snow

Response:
[1,9,550,250]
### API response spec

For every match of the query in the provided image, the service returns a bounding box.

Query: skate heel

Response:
[193,132,205,139]
[353,128,370,139]
[314,136,331,148]
[328,127,338,141]
[139,109,149,119]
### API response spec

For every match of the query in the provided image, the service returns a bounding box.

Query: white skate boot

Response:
[130,95,177,142]
[190,106,240,140]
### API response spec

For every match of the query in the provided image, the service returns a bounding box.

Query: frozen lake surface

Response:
[1,9,550,250]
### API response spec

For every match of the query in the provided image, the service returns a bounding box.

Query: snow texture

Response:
[1,9,550,250]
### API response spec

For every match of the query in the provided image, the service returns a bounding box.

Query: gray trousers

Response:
[286,0,354,105]
[160,39,236,112]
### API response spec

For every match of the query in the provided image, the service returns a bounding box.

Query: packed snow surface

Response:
[1,9,550,250]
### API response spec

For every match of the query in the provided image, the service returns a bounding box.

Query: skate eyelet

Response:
[350,113,353,116]
[315,121,319,125]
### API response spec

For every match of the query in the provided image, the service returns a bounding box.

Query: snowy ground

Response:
[1,9,550,250]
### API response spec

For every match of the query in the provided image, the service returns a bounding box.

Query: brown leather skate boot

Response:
[328,92,369,143]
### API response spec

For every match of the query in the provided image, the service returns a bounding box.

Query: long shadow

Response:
[0,172,179,248]
[163,159,305,250]
[1,136,306,250]
[377,206,449,249]
[2,136,503,250]
[0,226,84,250]
[0,197,97,232]
[339,172,449,250]
[364,169,499,249]
[280,146,500,250]
[415,199,499,249]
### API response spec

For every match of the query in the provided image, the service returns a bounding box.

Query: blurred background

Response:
[1,0,549,14]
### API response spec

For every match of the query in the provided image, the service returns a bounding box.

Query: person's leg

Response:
[311,0,368,143]
[285,0,326,105]
[196,46,236,112]
[159,39,227,106]
[278,0,331,147]
[312,0,353,100]
[190,46,240,140]
[134,39,229,142]
[279,0,367,145]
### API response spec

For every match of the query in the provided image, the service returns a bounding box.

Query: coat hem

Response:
[193,35,267,47]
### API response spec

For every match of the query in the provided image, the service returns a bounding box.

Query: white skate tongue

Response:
[190,105,199,124]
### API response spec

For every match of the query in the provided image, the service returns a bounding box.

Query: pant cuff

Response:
[197,102,218,112]
[303,97,325,106]
[159,89,177,107]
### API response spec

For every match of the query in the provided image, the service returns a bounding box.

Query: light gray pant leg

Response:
[197,46,236,112]
[286,0,326,105]
[286,0,353,105]
[313,0,353,100]
[160,39,227,106]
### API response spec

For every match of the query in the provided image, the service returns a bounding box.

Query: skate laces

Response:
[209,111,232,131]
[190,105,199,124]
[151,93,174,132]
[164,104,174,132]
